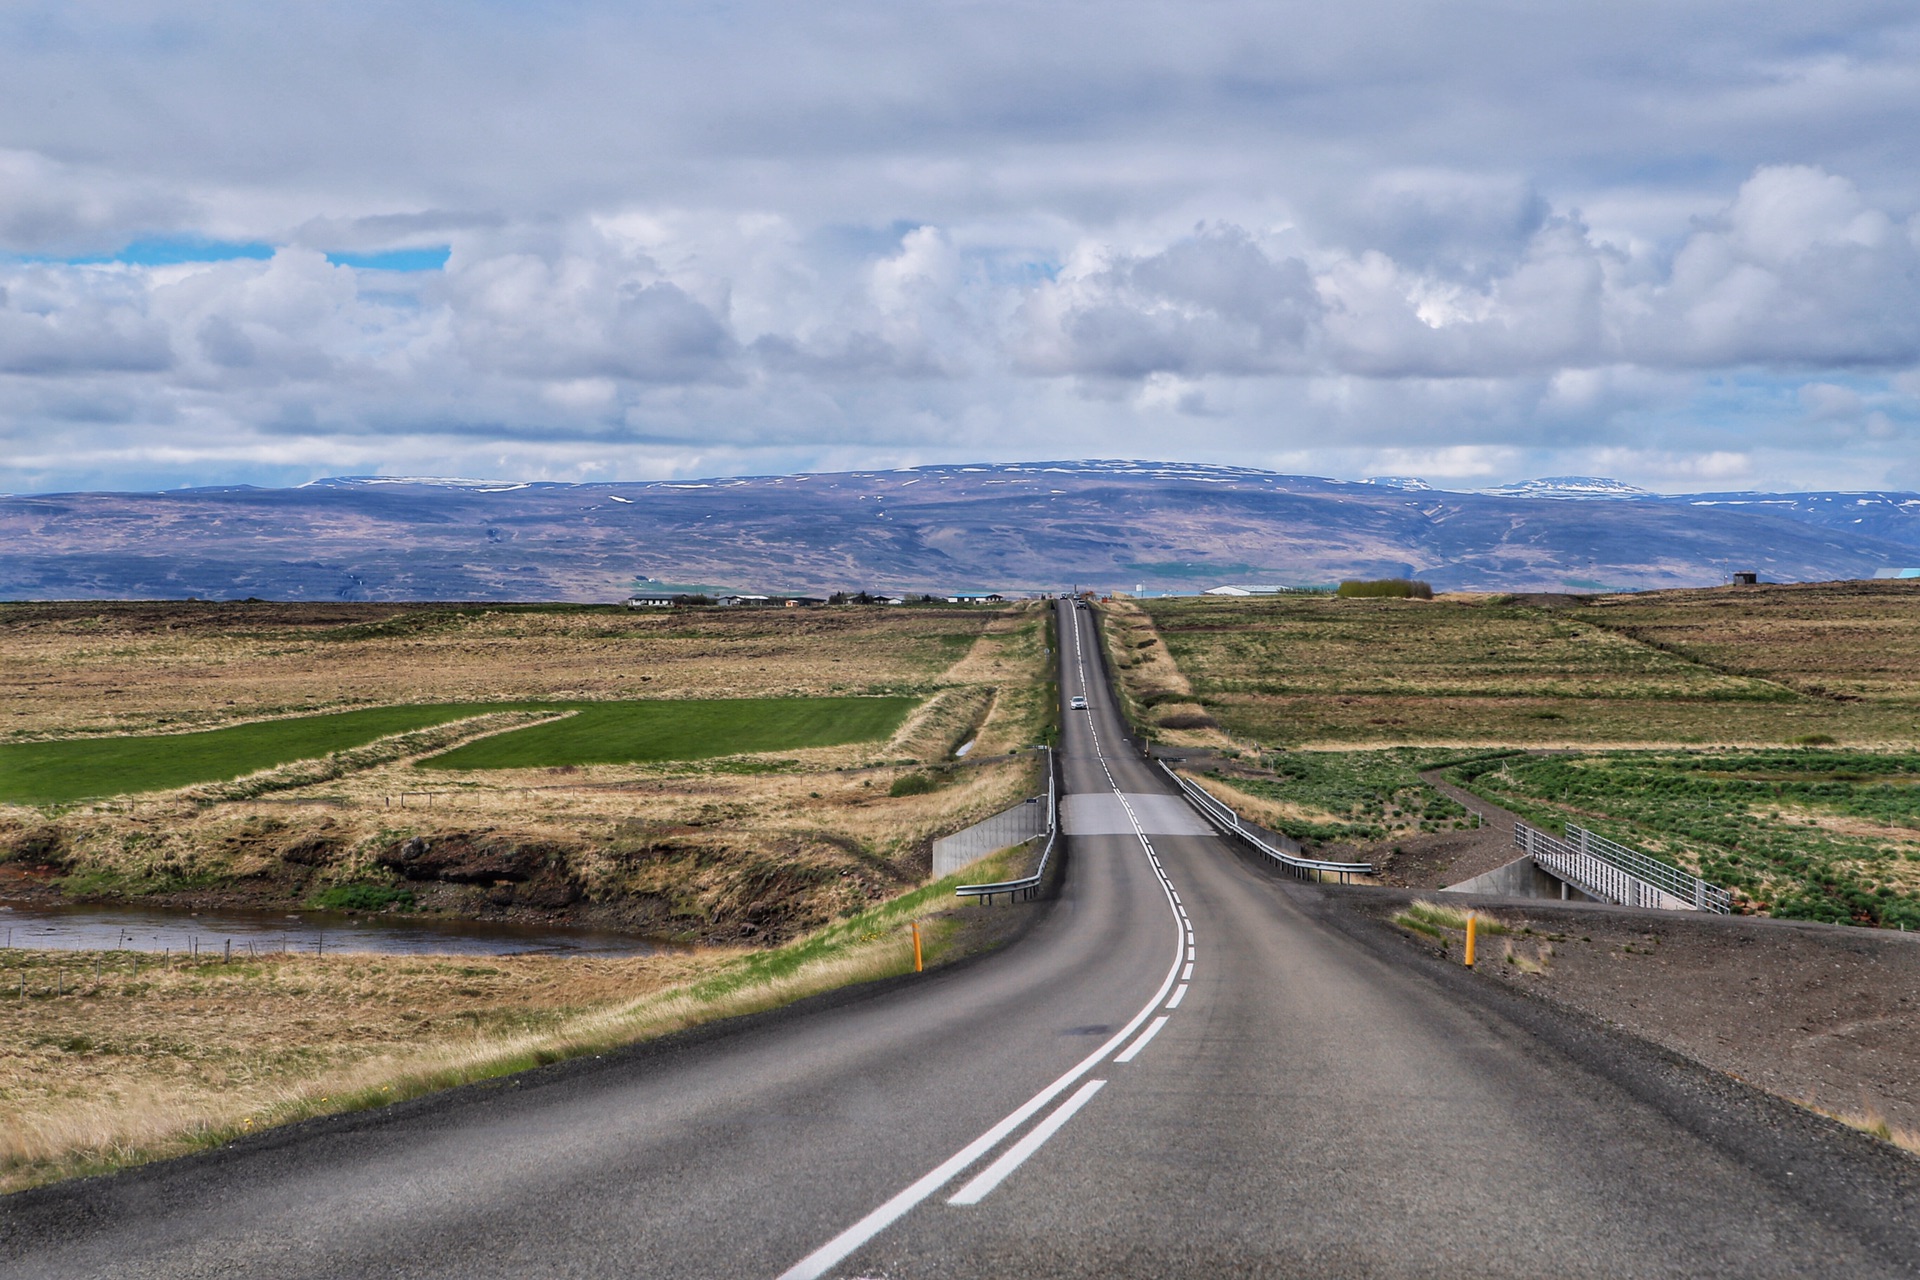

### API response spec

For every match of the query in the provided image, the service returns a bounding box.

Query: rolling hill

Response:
[3,461,1916,600]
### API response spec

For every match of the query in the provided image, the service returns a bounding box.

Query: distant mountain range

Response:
[3,460,1918,600]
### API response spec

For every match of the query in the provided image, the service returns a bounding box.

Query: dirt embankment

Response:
[1345,888,1920,1145]
[1361,765,1531,889]
[0,816,918,947]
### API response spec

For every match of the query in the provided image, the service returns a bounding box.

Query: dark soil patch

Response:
[1339,887,1920,1141]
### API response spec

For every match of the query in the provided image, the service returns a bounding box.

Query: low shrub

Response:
[888,772,936,797]
[308,883,416,912]
[1336,578,1434,599]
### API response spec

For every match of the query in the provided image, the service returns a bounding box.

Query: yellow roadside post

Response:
[912,922,924,973]
[1464,913,1477,968]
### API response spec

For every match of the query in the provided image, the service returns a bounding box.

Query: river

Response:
[0,900,667,957]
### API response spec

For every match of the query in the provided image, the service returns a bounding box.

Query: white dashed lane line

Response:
[1114,1016,1170,1064]
[772,603,1198,1278]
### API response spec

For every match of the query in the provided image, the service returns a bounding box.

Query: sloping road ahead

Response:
[4,600,1917,1278]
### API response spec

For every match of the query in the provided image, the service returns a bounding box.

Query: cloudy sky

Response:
[3,0,1919,494]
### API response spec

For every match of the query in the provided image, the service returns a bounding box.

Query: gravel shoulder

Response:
[1334,884,1920,1144]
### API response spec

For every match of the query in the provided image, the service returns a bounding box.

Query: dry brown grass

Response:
[0,602,1004,740]
[1576,580,1920,704]
[0,946,719,1189]
[1095,600,1235,750]
[1188,774,1346,831]
[1138,587,1920,749]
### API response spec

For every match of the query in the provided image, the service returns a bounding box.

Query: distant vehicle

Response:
[1069,695,1088,710]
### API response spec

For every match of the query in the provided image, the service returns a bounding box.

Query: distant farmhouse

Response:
[626,591,899,608]
[1204,585,1285,596]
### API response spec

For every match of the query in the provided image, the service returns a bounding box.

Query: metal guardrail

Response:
[956,747,1058,903]
[1159,763,1374,882]
[1515,821,1731,913]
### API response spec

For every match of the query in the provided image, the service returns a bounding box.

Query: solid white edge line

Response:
[1166,983,1188,1009]
[1114,1016,1170,1064]
[773,603,1186,1280]
[947,1079,1108,1206]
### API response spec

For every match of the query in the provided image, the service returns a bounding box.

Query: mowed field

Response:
[0,704,504,805]
[419,696,917,772]
[0,696,921,805]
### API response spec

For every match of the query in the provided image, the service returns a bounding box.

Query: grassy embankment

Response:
[1127,582,1920,924]
[0,838,1041,1195]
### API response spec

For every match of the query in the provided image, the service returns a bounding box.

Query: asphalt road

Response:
[4,599,1917,1278]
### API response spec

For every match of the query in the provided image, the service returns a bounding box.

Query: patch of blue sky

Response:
[6,237,276,267]
[82,238,273,266]
[325,246,451,272]
[1698,370,1910,418]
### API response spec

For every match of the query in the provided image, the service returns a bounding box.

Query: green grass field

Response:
[418,697,918,771]
[0,696,921,805]
[0,704,507,806]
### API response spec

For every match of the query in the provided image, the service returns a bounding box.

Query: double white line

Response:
[775,603,1192,1280]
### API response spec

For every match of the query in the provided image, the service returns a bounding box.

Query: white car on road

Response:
[1069,695,1088,710]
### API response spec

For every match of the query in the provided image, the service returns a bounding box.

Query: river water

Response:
[0,901,665,957]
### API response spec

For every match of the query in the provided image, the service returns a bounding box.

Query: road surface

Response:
[4,599,1917,1278]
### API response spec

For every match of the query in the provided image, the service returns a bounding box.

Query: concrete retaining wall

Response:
[933,799,1048,877]
[1442,855,1603,902]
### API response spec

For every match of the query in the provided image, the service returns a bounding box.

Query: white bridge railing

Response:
[1515,821,1731,913]
[1159,763,1374,883]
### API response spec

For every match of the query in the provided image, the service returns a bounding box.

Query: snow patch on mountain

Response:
[1483,476,1654,500]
